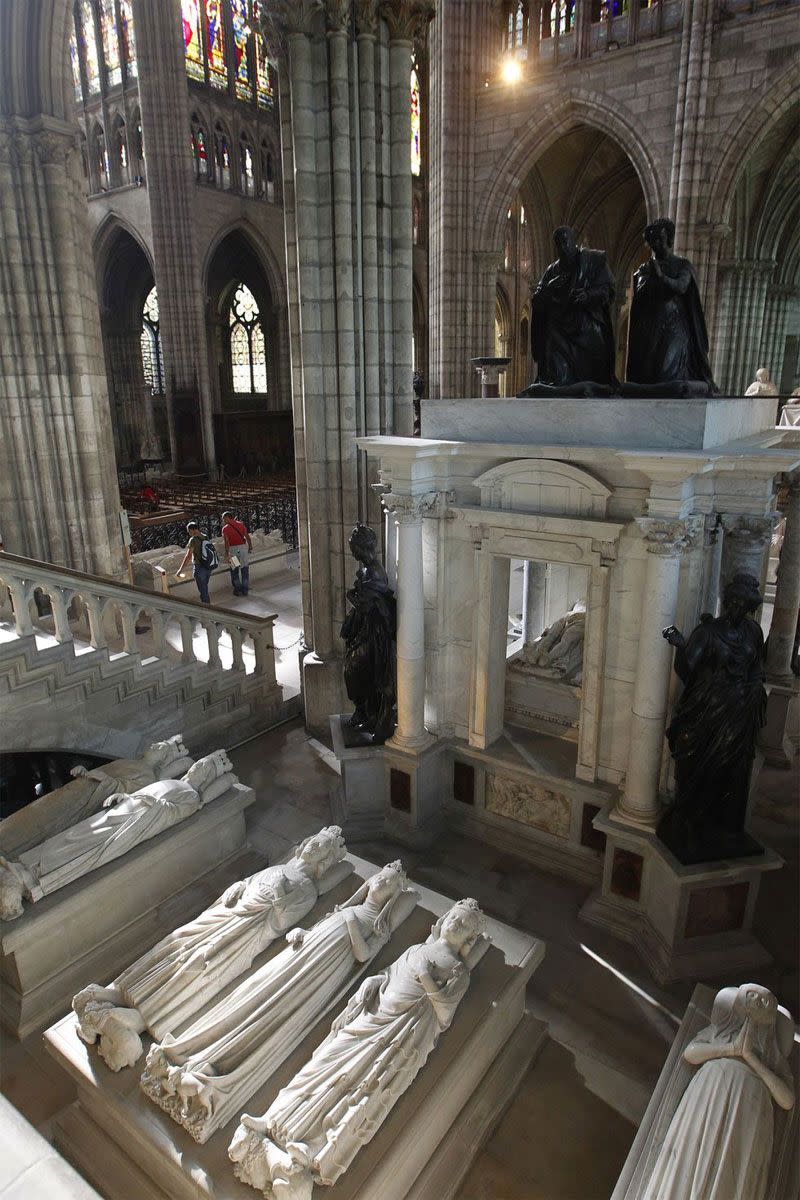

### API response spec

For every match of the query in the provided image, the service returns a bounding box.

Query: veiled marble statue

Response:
[140,861,419,1143]
[659,574,767,864]
[0,750,235,921]
[340,524,397,744]
[625,218,717,396]
[72,826,352,1071]
[519,226,616,397]
[641,984,794,1200]
[0,736,193,860]
[229,899,491,1200]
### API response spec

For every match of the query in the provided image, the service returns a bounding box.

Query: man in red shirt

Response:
[221,511,253,596]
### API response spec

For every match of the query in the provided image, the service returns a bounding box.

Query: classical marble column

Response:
[384,493,434,750]
[767,475,800,682]
[379,1,435,435]
[615,519,698,827]
[522,560,547,647]
[471,356,510,398]
[720,514,775,598]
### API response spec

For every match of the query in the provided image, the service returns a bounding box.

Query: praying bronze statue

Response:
[624,218,717,397]
[519,225,616,397]
[658,573,767,864]
[340,524,396,744]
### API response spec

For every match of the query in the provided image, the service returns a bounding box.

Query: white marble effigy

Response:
[139,860,420,1143]
[44,857,547,1200]
[72,826,353,1070]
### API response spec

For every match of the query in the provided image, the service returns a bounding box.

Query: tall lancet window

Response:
[99,0,121,87]
[183,0,205,80]
[141,287,166,395]
[229,283,268,394]
[410,60,421,176]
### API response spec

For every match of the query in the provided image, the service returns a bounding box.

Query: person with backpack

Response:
[175,522,218,605]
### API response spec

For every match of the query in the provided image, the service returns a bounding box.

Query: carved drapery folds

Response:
[378,0,436,42]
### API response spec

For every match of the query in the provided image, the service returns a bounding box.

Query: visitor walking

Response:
[222,511,253,597]
[175,522,218,605]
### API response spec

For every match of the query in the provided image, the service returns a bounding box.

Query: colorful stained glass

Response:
[410,67,421,177]
[69,27,83,102]
[120,0,137,78]
[100,0,121,87]
[206,0,227,89]
[253,3,273,108]
[231,0,253,100]
[81,0,101,95]
[141,287,166,394]
[241,142,254,194]
[195,127,209,177]
[182,0,204,81]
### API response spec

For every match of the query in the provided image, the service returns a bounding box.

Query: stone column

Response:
[471,357,510,398]
[522,559,547,646]
[762,474,800,769]
[767,475,800,681]
[385,492,434,750]
[615,519,698,827]
[131,0,216,473]
[720,514,775,598]
[669,0,714,260]
[0,121,125,576]
[356,1,382,441]
[379,1,435,435]
[473,251,504,390]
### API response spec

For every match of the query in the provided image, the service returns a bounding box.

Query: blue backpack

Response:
[199,537,218,570]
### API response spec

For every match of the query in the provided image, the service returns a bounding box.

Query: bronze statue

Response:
[340,525,396,744]
[624,218,717,397]
[519,225,616,397]
[659,573,767,864]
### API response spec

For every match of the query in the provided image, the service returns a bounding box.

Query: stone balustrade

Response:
[0,553,279,687]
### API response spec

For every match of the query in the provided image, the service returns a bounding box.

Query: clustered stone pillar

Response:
[615,519,697,827]
[385,494,432,750]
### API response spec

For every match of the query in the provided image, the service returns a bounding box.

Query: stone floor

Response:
[2,716,797,1200]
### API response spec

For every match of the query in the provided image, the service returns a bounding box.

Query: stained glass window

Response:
[99,0,121,87]
[410,65,421,177]
[120,0,137,78]
[206,0,227,89]
[229,283,268,393]
[182,0,204,81]
[215,124,231,187]
[141,287,166,394]
[240,138,254,196]
[252,2,273,107]
[231,0,253,100]
[81,0,101,95]
[69,27,83,102]
[192,116,209,179]
[94,127,109,189]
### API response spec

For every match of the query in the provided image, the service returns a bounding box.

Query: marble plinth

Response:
[579,811,782,985]
[420,394,778,450]
[1,784,256,1038]
[612,983,799,1199]
[329,715,386,839]
[45,859,546,1200]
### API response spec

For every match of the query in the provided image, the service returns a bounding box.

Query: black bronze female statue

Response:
[340,525,396,744]
[625,218,717,396]
[659,574,767,864]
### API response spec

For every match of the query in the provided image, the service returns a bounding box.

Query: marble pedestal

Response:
[1,784,256,1038]
[612,983,799,1199]
[761,678,799,770]
[330,716,448,847]
[45,860,547,1200]
[579,811,782,985]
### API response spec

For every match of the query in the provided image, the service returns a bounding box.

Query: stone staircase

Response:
[0,553,300,760]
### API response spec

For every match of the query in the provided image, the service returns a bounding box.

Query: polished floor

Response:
[2,716,797,1200]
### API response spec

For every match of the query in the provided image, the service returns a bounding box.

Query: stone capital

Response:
[355,0,378,33]
[378,0,435,43]
[382,490,452,522]
[591,539,618,568]
[720,513,777,547]
[324,0,351,30]
[636,516,701,556]
[259,0,323,45]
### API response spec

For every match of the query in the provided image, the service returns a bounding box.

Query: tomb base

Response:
[612,983,799,1200]
[1,784,256,1038]
[579,811,782,985]
[45,866,546,1200]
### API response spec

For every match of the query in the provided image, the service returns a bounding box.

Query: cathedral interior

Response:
[0,1,799,1198]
